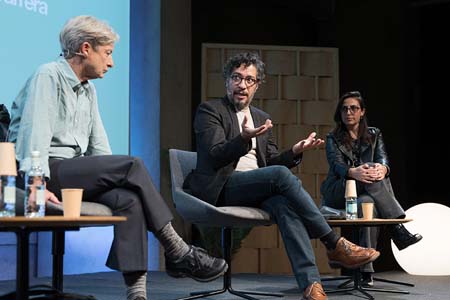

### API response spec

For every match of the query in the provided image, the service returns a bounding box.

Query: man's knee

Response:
[269,166,300,190]
[130,156,144,165]
[270,165,294,181]
[98,188,141,212]
[128,156,150,175]
[111,155,145,170]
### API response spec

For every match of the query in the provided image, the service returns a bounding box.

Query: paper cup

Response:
[345,180,357,198]
[62,189,83,218]
[0,142,18,175]
[361,202,374,220]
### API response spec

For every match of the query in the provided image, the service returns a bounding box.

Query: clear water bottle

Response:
[0,175,16,217]
[344,179,358,220]
[24,151,46,217]
[345,196,358,220]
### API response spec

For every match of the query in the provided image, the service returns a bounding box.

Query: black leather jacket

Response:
[320,127,389,207]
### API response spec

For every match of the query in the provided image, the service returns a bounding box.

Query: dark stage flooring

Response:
[0,270,448,300]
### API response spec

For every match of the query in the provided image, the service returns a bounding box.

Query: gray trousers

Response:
[47,155,173,272]
[324,177,405,272]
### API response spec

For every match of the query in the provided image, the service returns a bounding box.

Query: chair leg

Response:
[373,276,415,287]
[361,277,411,295]
[322,275,354,289]
[174,227,283,300]
[325,268,375,300]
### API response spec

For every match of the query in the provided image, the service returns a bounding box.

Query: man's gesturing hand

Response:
[241,115,273,141]
[292,132,324,155]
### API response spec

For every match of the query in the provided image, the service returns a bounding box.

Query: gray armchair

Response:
[47,200,112,216]
[168,149,283,300]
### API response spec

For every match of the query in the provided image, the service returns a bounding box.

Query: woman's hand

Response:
[368,163,388,181]
[348,164,379,183]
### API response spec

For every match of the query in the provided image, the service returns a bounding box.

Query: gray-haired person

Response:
[8,15,227,300]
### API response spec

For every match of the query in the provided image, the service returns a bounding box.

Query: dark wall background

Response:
[409,1,450,206]
[190,0,447,271]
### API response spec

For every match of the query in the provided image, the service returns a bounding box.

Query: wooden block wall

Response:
[202,44,339,276]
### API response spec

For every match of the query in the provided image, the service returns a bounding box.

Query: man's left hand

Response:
[45,189,60,204]
[292,132,324,155]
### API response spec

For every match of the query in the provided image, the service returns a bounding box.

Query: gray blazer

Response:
[184,97,301,205]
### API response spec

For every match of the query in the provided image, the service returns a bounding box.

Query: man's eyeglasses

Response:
[341,105,361,114]
[230,74,258,87]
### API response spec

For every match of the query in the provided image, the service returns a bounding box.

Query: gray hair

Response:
[60,15,119,58]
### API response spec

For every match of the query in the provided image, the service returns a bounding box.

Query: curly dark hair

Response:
[332,91,371,148]
[222,52,265,83]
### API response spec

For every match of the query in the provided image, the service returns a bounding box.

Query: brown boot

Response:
[327,237,380,269]
[302,282,328,300]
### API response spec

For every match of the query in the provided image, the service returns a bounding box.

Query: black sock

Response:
[320,230,340,250]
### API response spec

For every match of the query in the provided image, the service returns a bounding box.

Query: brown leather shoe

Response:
[327,237,380,269]
[302,282,328,300]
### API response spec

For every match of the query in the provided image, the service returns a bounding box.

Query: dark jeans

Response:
[46,155,173,272]
[220,165,331,290]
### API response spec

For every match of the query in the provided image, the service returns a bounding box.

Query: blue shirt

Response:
[8,57,112,178]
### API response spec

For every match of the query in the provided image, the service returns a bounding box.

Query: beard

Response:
[227,89,253,111]
[234,98,250,111]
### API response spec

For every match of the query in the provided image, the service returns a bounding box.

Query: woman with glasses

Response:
[320,91,422,287]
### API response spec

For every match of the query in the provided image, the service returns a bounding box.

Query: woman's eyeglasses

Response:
[340,105,361,114]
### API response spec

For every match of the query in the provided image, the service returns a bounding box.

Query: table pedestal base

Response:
[324,219,415,299]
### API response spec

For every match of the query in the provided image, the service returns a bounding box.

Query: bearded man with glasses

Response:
[184,52,381,300]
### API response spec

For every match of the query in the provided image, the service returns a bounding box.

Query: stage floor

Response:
[0,270,448,299]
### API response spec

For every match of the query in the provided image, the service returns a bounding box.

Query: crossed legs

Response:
[221,166,336,290]
[47,155,227,299]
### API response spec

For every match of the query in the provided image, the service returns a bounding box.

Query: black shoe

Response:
[361,272,374,288]
[390,224,423,251]
[165,246,228,282]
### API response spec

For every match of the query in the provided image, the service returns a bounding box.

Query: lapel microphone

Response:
[74,52,87,58]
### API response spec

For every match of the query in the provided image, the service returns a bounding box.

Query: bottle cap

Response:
[345,179,357,198]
